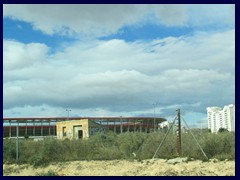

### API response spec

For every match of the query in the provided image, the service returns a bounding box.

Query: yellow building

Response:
[56,119,106,140]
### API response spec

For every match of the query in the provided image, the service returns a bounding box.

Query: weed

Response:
[36,170,59,176]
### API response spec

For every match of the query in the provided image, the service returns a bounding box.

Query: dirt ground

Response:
[3,159,235,176]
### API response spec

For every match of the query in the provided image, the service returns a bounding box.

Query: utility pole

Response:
[152,110,208,160]
[66,109,71,120]
[120,116,123,133]
[153,103,157,132]
[16,122,19,161]
[176,109,182,157]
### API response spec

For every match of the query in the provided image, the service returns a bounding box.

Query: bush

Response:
[3,130,235,165]
[201,132,235,160]
[36,170,59,176]
[29,154,47,167]
[218,128,229,133]
[3,139,17,163]
[117,132,147,159]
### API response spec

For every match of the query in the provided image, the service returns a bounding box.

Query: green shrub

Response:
[3,130,235,165]
[29,154,47,167]
[36,170,59,176]
[117,132,147,159]
[3,139,17,163]
[201,132,235,160]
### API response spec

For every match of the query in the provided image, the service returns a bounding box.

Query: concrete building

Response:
[158,121,187,134]
[207,104,235,133]
[56,119,106,140]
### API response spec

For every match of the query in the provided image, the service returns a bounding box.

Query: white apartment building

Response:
[207,104,235,133]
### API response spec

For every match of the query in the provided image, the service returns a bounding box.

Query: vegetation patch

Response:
[36,170,59,176]
[3,131,235,166]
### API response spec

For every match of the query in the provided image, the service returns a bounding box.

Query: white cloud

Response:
[3,29,235,118]
[151,4,188,26]
[3,4,147,37]
[187,4,235,27]
[3,40,49,70]
[3,4,234,37]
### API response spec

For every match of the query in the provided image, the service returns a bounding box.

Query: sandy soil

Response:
[3,159,235,176]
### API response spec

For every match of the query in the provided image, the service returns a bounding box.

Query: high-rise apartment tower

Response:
[207,104,235,133]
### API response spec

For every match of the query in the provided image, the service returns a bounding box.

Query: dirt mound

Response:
[3,159,235,176]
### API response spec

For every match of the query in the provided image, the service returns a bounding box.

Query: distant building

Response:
[158,121,187,134]
[158,121,169,129]
[3,117,167,139]
[56,119,106,140]
[207,104,235,133]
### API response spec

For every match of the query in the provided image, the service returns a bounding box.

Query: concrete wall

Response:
[56,119,106,140]
[56,119,89,140]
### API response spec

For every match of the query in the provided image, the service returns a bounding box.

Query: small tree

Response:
[218,128,229,133]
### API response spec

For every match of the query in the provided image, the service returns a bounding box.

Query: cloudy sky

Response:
[3,4,235,127]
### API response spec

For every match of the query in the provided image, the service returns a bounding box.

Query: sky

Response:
[3,4,235,128]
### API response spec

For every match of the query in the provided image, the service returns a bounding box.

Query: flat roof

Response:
[3,117,166,122]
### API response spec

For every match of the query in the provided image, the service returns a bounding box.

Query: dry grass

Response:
[3,159,235,176]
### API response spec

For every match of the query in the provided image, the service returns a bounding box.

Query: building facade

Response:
[207,104,235,133]
[56,119,106,140]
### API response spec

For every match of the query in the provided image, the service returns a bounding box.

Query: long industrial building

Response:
[3,117,166,139]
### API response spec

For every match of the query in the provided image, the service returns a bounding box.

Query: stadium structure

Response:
[3,117,167,139]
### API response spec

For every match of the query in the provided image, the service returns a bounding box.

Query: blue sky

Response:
[3,18,79,53]
[3,4,235,127]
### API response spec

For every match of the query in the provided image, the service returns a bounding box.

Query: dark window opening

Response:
[78,130,83,139]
